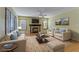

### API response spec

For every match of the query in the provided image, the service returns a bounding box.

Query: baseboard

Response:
[71,39,79,42]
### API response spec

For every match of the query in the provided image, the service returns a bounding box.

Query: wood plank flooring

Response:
[26,36,52,52]
[25,35,79,52]
[64,41,79,52]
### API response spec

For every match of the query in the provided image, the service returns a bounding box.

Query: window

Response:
[5,8,11,33]
[19,20,26,30]
[10,13,15,31]
[43,18,48,29]
[5,8,17,34]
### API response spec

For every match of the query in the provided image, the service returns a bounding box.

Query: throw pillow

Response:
[59,28,66,32]
[16,31,20,37]
[10,32,17,40]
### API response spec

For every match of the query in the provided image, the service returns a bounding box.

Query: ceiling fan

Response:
[37,9,47,18]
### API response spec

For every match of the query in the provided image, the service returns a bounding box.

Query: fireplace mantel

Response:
[29,23,41,26]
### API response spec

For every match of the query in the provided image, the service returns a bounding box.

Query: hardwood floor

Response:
[64,41,79,52]
[26,36,52,52]
[25,35,79,52]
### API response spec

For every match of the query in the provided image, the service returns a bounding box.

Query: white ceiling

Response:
[12,7,75,17]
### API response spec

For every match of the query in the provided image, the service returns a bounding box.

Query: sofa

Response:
[6,30,25,40]
[54,28,71,41]
[0,30,26,52]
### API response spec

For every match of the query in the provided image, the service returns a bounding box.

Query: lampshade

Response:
[18,27,22,29]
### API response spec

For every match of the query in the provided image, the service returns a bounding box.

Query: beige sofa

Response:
[54,28,71,41]
[0,30,26,52]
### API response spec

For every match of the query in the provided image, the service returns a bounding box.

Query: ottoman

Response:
[47,39,65,52]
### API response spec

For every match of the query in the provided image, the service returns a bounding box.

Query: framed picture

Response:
[61,17,69,25]
[55,17,69,25]
[55,19,61,25]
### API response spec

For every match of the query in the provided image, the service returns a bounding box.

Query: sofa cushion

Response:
[55,33,62,36]
[55,29,60,33]
[10,32,17,40]
[16,31,20,37]
[59,28,66,32]
[59,29,66,32]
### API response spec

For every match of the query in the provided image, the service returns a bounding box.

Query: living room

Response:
[0,7,79,52]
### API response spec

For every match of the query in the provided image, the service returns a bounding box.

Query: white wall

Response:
[0,7,5,39]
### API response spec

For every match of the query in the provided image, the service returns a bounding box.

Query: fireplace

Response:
[32,26,39,33]
[29,24,41,33]
[29,18,41,34]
